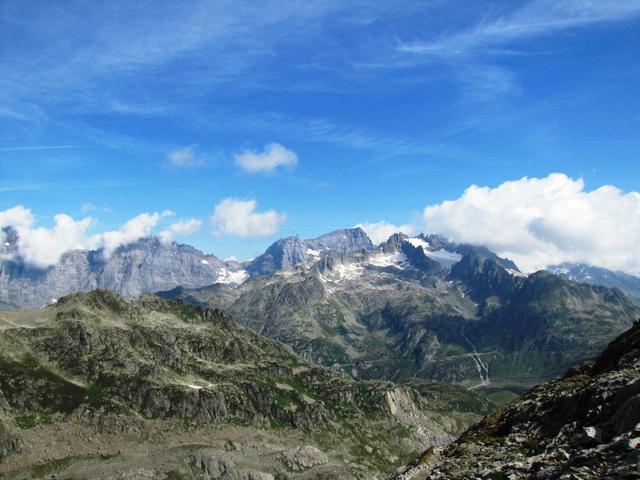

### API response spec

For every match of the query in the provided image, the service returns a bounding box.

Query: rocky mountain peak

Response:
[379,233,409,253]
[247,228,374,276]
[306,227,374,254]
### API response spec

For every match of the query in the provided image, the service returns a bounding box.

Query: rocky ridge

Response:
[0,289,488,479]
[549,262,640,305]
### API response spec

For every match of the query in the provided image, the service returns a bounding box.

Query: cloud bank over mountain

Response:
[2,173,639,274]
[423,173,640,273]
[356,221,416,244]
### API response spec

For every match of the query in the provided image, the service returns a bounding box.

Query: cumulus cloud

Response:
[95,210,174,257]
[167,146,206,168]
[356,221,417,245]
[0,206,181,267]
[211,198,286,238]
[0,205,93,267]
[159,218,203,243]
[423,173,640,273]
[234,143,298,173]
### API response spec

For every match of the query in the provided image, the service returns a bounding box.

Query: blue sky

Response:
[1,0,639,266]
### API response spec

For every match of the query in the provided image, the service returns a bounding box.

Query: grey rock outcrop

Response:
[281,445,329,472]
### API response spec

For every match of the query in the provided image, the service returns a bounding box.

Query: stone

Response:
[281,445,329,472]
[576,426,602,447]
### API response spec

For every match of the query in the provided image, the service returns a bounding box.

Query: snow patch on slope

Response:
[367,252,408,269]
[215,268,248,286]
[425,249,462,264]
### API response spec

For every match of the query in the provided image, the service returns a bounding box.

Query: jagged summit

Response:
[246,227,374,275]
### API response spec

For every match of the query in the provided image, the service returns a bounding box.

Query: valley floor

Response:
[0,416,439,479]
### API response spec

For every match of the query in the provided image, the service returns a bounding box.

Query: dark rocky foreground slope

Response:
[391,318,640,479]
[0,290,490,479]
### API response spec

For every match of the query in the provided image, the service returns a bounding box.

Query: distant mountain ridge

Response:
[0,227,374,309]
[548,262,640,304]
[0,235,238,309]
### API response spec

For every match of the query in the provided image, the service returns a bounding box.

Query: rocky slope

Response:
[160,234,639,397]
[0,289,488,479]
[391,318,640,479]
[549,262,640,305]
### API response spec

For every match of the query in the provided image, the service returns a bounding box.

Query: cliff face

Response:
[392,319,640,479]
[0,237,231,309]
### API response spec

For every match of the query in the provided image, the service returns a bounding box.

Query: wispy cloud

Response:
[398,0,640,58]
[166,146,207,168]
[392,0,640,106]
[0,145,79,152]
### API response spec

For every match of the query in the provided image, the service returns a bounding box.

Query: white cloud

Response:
[211,198,286,238]
[0,206,182,267]
[167,146,205,168]
[356,221,417,245]
[234,143,298,173]
[94,210,174,257]
[0,205,93,268]
[159,218,203,243]
[423,173,640,273]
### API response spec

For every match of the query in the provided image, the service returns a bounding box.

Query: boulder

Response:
[281,445,329,472]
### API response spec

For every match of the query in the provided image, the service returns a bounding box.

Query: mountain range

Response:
[159,231,639,400]
[1,225,638,478]
[2,227,638,400]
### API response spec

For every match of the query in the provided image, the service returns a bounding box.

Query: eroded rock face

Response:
[0,237,228,309]
[190,450,276,480]
[0,419,22,459]
[392,319,640,480]
[281,445,329,472]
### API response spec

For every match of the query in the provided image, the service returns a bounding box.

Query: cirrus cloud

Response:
[211,198,286,238]
[356,221,417,245]
[423,173,640,273]
[234,143,298,173]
